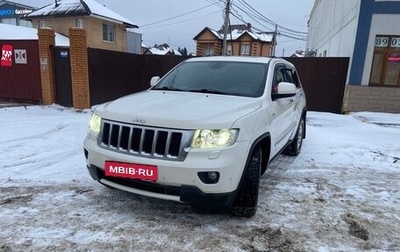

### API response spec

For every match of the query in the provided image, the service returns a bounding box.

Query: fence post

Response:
[69,28,90,109]
[37,28,56,105]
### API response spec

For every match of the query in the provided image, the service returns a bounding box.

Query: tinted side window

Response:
[272,65,285,94]
[291,71,302,88]
[282,68,293,83]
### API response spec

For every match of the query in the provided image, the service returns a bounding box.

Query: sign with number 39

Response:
[375,36,400,48]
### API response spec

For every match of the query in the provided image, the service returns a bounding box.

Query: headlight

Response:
[191,129,239,148]
[89,113,101,134]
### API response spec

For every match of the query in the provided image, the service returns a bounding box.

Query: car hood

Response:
[95,90,261,129]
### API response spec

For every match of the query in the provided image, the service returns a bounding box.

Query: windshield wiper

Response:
[188,88,226,95]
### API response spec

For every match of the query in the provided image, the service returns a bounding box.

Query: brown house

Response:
[22,0,138,52]
[193,23,275,57]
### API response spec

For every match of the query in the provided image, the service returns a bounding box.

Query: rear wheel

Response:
[230,146,261,218]
[284,116,305,156]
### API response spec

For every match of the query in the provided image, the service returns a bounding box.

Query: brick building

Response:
[23,0,139,53]
[307,0,400,112]
[194,24,275,57]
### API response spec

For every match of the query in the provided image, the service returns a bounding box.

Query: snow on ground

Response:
[0,105,399,251]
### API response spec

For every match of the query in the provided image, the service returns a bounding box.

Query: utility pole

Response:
[272,24,277,56]
[222,0,231,56]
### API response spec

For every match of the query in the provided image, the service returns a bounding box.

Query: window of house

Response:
[369,35,400,86]
[1,18,17,25]
[76,18,83,28]
[241,44,250,56]
[226,44,232,55]
[203,43,214,56]
[39,20,46,28]
[19,19,32,27]
[102,24,115,43]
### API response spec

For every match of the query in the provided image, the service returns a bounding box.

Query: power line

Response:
[138,10,221,30]
[139,3,218,28]
[236,0,307,35]
[230,0,308,41]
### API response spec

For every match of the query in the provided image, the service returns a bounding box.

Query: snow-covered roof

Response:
[222,28,273,42]
[198,26,274,43]
[0,0,36,10]
[146,45,182,56]
[0,23,69,46]
[24,0,138,28]
[147,48,170,55]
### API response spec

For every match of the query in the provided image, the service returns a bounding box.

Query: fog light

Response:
[208,172,218,180]
[198,171,220,184]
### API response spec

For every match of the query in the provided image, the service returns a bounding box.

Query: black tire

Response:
[284,116,305,156]
[230,146,262,218]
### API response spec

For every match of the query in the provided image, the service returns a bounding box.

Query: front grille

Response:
[99,119,193,161]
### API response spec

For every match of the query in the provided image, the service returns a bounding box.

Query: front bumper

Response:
[87,164,236,209]
[83,132,250,205]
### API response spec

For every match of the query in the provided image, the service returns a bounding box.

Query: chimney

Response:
[247,23,252,31]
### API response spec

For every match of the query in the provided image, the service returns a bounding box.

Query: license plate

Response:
[105,161,158,181]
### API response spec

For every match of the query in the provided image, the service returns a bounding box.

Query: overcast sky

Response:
[12,0,314,56]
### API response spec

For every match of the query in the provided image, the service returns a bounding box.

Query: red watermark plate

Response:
[105,161,158,181]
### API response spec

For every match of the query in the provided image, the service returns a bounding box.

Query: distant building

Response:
[290,50,306,58]
[193,23,275,57]
[143,44,182,56]
[307,0,400,112]
[0,0,35,27]
[22,0,140,53]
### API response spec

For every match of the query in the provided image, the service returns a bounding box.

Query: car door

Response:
[269,63,298,155]
[288,67,305,127]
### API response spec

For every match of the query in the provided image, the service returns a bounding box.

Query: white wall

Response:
[361,14,400,85]
[306,0,360,57]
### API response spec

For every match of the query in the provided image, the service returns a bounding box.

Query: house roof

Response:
[0,23,69,46]
[144,44,182,56]
[0,0,36,10]
[193,26,274,43]
[218,23,251,33]
[24,0,138,28]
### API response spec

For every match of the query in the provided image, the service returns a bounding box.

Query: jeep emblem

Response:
[132,117,147,124]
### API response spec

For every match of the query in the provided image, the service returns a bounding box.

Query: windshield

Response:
[152,61,268,97]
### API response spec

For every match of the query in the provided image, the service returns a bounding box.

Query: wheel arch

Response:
[246,133,271,177]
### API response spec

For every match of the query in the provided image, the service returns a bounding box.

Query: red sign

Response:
[388,56,400,63]
[1,44,13,67]
[105,161,158,181]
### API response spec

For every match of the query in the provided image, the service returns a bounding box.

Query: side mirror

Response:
[150,76,160,86]
[272,82,297,100]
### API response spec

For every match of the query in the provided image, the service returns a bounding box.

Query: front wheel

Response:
[230,146,261,218]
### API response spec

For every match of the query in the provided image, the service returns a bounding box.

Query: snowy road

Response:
[1,105,399,251]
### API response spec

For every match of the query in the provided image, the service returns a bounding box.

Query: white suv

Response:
[83,56,306,217]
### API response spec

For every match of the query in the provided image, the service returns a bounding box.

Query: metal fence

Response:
[87,49,190,106]
[285,57,349,114]
[0,40,41,103]
[3,42,349,114]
